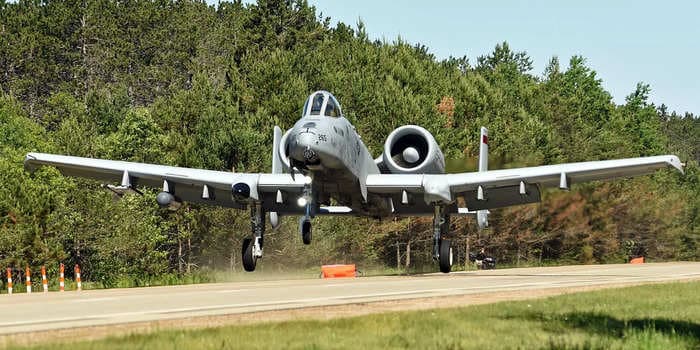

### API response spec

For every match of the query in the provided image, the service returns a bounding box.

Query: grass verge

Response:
[13,280,700,350]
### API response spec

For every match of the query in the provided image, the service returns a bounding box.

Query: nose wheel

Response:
[299,177,314,245]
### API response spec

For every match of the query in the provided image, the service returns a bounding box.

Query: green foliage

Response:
[98,107,168,162]
[0,0,698,284]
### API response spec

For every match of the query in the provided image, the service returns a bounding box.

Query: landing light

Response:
[297,196,308,207]
[304,176,312,185]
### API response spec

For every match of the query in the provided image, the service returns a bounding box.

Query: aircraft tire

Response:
[439,239,453,273]
[300,218,312,245]
[242,238,257,272]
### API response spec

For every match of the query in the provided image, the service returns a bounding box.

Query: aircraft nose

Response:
[296,131,316,148]
[291,130,320,163]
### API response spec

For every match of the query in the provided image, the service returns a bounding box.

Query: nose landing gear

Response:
[299,177,314,245]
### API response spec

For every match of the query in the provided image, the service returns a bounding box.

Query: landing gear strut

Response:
[432,205,453,273]
[242,202,265,272]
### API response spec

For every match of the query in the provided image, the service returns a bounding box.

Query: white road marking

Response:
[324,283,357,287]
[71,297,118,303]
[213,289,248,294]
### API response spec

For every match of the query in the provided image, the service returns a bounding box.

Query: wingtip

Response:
[24,153,38,172]
[667,155,684,174]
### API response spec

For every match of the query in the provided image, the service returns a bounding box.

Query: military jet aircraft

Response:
[24,90,684,273]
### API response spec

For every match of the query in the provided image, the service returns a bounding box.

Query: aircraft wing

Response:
[367,155,684,212]
[24,153,306,212]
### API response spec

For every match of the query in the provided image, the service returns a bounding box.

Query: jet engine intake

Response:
[382,125,445,174]
[277,128,293,172]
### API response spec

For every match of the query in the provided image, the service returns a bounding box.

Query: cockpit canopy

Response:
[302,90,342,118]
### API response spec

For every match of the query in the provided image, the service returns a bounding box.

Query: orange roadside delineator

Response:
[74,264,82,291]
[41,265,48,293]
[321,264,356,278]
[25,266,31,294]
[6,268,12,295]
[59,263,65,292]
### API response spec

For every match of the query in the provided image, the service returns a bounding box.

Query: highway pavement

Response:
[0,262,698,336]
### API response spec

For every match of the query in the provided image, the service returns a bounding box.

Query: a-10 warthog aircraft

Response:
[25,91,684,273]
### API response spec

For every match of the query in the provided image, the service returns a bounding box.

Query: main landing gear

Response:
[432,206,453,273]
[300,217,312,245]
[299,179,314,245]
[242,203,265,272]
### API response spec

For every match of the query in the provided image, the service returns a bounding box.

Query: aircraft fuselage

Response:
[286,92,392,216]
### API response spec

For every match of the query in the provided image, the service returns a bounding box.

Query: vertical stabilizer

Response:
[272,126,283,174]
[270,126,283,229]
[479,127,488,172]
[477,127,489,229]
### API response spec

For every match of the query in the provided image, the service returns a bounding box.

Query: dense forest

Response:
[0,0,698,286]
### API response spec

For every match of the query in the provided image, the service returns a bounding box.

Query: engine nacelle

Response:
[277,128,293,172]
[382,125,445,174]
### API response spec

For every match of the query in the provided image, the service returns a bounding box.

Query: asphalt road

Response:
[1,262,698,335]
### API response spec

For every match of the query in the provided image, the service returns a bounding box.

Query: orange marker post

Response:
[74,264,82,291]
[630,257,645,264]
[41,265,48,293]
[25,266,31,294]
[59,263,65,292]
[6,268,12,295]
[321,264,357,278]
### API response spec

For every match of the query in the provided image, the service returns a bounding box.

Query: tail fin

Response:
[477,127,489,229]
[270,126,283,229]
[272,126,283,174]
[479,127,488,172]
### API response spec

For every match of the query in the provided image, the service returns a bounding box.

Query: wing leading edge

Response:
[24,152,306,212]
[367,155,684,212]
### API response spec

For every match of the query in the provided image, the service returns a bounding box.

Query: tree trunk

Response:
[464,217,470,270]
[465,236,470,270]
[186,237,191,274]
[79,5,87,96]
[405,241,411,269]
[177,237,183,274]
[229,243,236,272]
[396,241,400,270]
